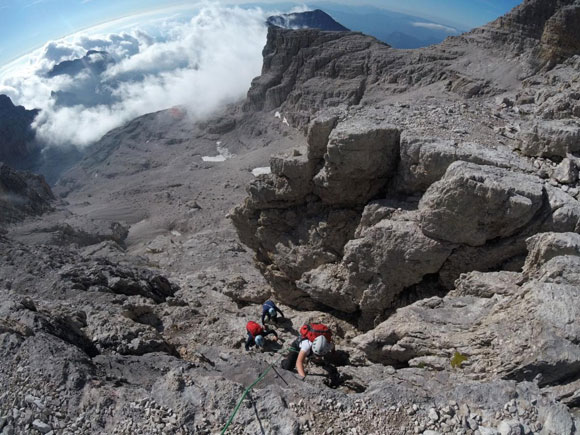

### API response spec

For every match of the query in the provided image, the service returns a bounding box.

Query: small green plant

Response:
[450,352,468,369]
[416,362,426,369]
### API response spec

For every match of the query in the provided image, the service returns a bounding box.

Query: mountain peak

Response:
[266,9,349,32]
[46,50,113,78]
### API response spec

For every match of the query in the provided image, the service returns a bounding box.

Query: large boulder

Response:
[298,219,454,320]
[313,118,400,205]
[419,162,545,246]
[541,184,580,233]
[522,231,580,274]
[516,119,580,158]
[394,136,534,194]
[453,271,522,298]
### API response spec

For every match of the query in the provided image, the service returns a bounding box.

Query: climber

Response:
[245,320,278,351]
[261,300,284,325]
[281,323,334,379]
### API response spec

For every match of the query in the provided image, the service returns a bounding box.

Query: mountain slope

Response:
[1,1,580,434]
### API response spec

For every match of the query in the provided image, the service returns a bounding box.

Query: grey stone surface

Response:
[313,118,400,205]
[553,158,578,184]
[419,162,545,246]
[517,119,580,158]
[3,1,580,433]
[355,232,580,395]
[395,136,534,194]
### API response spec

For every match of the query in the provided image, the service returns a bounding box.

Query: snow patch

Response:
[252,167,271,176]
[202,141,234,162]
[202,155,226,162]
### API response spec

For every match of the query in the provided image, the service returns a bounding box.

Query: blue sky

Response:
[0,0,522,67]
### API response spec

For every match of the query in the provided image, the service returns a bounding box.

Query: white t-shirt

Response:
[299,339,313,355]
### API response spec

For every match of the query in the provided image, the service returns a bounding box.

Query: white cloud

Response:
[411,22,458,33]
[0,4,268,148]
[288,5,312,13]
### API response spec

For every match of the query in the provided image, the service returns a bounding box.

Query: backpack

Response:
[246,321,263,337]
[299,323,332,343]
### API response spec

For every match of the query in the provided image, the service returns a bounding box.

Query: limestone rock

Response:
[313,118,400,205]
[353,295,494,365]
[244,27,379,120]
[298,219,454,319]
[85,310,176,356]
[452,271,522,298]
[356,232,580,390]
[539,4,580,65]
[419,162,545,246]
[517,120,580,158]
[538,402,575,435]
[479,0,580,61]
[541,184,580,233]
[394,136,533,194]
[31,419,52,434]
[523,231,580,274]
[498,420,522,435]
[306,112,339,160]
[552,157,578,184]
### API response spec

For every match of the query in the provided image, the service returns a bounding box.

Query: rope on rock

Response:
[220,346,299,434]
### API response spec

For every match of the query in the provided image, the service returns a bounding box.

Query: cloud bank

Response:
[411,22,458,34]
[0,4,267,148]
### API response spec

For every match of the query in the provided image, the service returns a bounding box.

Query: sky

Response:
[0,0,523,67]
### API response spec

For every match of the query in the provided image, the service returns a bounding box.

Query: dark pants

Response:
[281,338,301,371]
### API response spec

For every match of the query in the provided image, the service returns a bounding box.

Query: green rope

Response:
[220,346,299,434]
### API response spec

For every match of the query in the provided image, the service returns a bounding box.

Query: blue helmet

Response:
[255,335,265,348]
[268,307,277,318]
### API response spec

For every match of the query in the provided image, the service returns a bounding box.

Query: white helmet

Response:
[268,307,277,318]
[312,335,331,356]
[255,335,265,348]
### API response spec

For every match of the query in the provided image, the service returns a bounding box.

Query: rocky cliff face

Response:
[0,95,40,171]
[475,0,580,64]
[233,18,580,329]
[0,163,55,227]
[230,1,580,431]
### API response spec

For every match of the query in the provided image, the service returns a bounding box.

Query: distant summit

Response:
[46,50,113,78]
[267,9,349,31]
